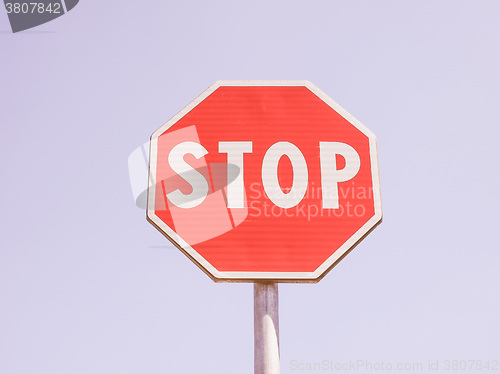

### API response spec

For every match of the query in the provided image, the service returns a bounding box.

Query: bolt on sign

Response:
[147,81,382,282]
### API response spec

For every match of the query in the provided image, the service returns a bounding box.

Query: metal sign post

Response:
[254,282,280,374]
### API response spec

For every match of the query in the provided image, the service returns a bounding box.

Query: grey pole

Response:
[254,282,280,374]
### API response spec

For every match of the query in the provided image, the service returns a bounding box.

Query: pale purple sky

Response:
[1,1,499,373]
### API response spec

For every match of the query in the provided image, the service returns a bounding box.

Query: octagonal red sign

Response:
[147,81,382,282]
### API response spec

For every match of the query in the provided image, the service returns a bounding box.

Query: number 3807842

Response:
[5,3,61,14]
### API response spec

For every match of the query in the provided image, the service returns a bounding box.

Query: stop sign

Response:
[147,81,382,282]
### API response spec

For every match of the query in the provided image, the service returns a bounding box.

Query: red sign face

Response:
[147,81,382,282]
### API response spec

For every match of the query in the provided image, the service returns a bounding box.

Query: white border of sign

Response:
[147,80,382,283]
